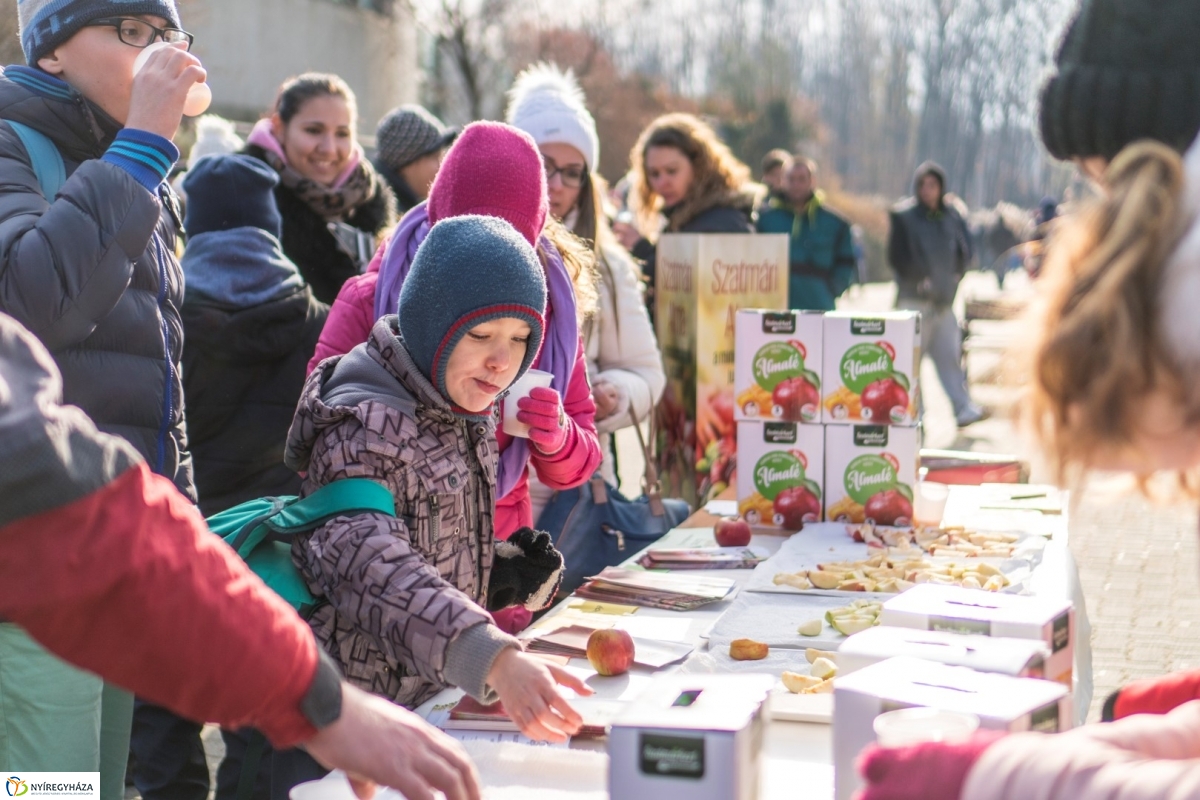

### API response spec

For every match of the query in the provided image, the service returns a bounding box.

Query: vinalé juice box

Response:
[822,312,919,426]
[737,420,824,530]
[734,309,824,424]
[824,424,919,526]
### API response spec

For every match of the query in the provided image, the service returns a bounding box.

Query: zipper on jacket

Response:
[152,236,174,476]
[428,494,441,542]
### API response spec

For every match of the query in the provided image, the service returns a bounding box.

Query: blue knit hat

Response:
[183,154,283,239]
[19,0,182,66]
[398,215,546,409]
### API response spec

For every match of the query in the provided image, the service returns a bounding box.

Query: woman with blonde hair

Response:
[854,2,1200,799]
[627,113,759,318]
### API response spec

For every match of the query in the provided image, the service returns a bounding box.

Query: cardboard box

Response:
[736,420,824,529]
[734,309,824,423]
[824,424,919,525]
[656,234,790,505]
[834,657,1072,800]
[822,312,919,426]
[838,626,1051,679]
[879,584,1075,687]
[609,673,774,800]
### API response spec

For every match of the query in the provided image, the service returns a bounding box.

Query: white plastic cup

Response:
[913,480,950,526]
[502,368,554,438]
[133,42,212,117]
[289,772,357,800]
[873,708,980,748]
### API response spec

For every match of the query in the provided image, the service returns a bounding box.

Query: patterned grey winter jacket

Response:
[285,317,520,709]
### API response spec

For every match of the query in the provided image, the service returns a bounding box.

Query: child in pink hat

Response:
[309,121,601,632]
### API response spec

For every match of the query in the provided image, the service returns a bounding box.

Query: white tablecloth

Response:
[413,484,1089,800]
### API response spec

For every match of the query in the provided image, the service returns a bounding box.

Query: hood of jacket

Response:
[912,160,948,203]
[665,182,761,232]
[285,316,460,474]
[0,66,122,163]
[183,227,306,309]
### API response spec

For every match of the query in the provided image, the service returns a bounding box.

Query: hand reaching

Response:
[486,648,593,743]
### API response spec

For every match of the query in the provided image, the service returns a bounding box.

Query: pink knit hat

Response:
[427,121,549,247]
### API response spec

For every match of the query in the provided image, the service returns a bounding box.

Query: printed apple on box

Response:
[824,424,919,525]
[734,309,824,423]
[737,420,824,529]
[822,312,919,426]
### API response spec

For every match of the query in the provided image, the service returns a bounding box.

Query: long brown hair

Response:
[628,113,754,238]
[1018,140,1189,482]
[540,216,599,325]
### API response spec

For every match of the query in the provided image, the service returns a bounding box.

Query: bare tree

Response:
[0,0,24,67]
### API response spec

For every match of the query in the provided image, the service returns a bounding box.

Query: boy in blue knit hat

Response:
[1,2,208,798]
[270,215,590,795]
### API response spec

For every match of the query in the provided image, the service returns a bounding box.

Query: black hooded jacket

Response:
[887,161,974,307]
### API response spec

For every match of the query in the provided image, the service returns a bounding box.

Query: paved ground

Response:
[148,271,1199,799]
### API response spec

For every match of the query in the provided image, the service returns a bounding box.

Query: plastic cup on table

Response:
[873,707,980,748]
[502,368,555,438]
[913,480,951,527]
[133,41,212,117]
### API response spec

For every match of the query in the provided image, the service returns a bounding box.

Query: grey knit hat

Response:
[375,105,458,171]
[398,215,546,413]
[1039,0,1200,161]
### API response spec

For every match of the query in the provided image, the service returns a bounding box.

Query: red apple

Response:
[864,489,914,526]
[714,516,753,547]
[773,486,821,529]
[772,376,820,420]
[861,378,910,424]
[586,628,635,676]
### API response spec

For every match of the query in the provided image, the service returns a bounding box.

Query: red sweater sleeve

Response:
[0,463,320,748]
[307,271,378,376]
[528,335,602,489]
[1114,670,1200,720]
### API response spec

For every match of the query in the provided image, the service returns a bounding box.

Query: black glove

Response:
[487,527,564,612]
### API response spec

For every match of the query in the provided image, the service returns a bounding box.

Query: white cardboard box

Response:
[838,625,1051,679]
[824,423,919,525]
[834,656,1072,800]
[737,420,825,528]
[734,309,825,423]
[821,311,919,426]
[879,584,1075,687]
[609,673,774,800]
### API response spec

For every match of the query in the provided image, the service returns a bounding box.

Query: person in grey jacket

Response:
[888,162,986,427]
[1,2,205,796]
[270,215,588,798]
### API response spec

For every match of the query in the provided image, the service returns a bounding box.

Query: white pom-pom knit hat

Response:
[506,62,599,173]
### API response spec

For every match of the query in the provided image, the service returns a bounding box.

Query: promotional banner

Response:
[655,233,789,505]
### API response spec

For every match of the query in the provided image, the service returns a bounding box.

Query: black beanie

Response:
[183,154,283,239]
[1039,0,1200,162]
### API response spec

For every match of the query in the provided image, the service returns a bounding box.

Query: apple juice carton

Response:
[822,311,919,426]
[656,233,789,505]
[737,420,824,529]
[824,424,919,525]
[734,309,824,424]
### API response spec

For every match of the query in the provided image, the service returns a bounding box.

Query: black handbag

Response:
[536,410,692,596]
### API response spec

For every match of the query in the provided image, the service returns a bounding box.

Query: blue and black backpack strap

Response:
[4,120,66,201]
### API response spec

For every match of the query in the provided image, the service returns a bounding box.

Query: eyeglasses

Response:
[543,157,586,189]
[88,17,195,50]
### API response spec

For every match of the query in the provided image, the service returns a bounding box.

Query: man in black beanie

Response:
[1040,0,1200,174]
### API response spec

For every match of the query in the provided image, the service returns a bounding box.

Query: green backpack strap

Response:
[225,478,396,557]
[267,478,396,534]
[6,120,66,201]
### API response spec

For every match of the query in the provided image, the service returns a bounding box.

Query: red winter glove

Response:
[1105,669,1200,721]
[517,386,569,455]
[854,730,1006,800]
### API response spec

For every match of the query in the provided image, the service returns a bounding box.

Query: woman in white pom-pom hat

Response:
[506,62,665,515]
